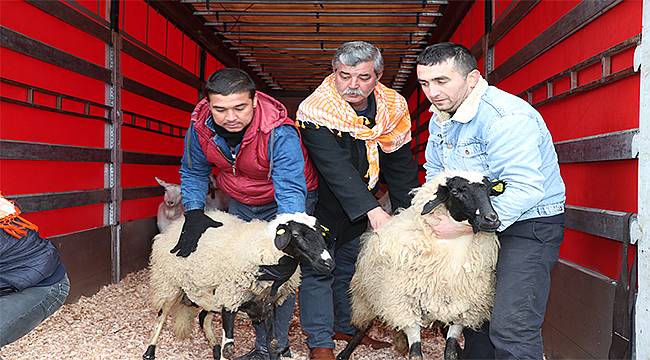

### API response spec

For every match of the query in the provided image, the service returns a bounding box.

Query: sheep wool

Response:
[349,171,499,331]
[149,210,301,318]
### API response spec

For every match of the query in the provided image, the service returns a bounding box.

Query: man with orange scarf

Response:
[296,41,419,360]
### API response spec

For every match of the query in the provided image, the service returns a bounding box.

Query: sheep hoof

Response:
[222,342,235,359]
[408,341,423,360]
[143,345,156,360]
[212,344,222,359]
[444,337,461,360]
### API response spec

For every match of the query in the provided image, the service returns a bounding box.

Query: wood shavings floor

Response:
[0,270,445,359]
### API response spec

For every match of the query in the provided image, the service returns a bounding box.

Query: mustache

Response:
[342,88,364,96]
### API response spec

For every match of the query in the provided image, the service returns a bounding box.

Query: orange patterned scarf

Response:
[0,194,38,238]
[296,74,412,189]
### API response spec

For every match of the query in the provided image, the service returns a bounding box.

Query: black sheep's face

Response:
[421,176,503,233]
[274,221,334,274]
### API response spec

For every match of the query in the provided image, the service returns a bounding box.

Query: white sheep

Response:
[143,210,334,360]
[338,170,504,360]
[155,175,228,233]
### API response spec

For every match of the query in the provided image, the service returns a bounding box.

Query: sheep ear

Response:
[421,185,449,215]
[155,177,167,187]
[421,198,442,215]
[274,224,292,250]
[490,179,506,196]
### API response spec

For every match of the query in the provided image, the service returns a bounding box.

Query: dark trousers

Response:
[228,191,318,352]
[299,236,361,349]
[462,214,564,360]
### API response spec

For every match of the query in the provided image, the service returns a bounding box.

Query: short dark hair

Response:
[204,68,256,99]
[417,42,477,76]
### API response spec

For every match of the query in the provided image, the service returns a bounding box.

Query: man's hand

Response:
[170,210,223,257]
[432,215,473,239]
[367,206,391,230]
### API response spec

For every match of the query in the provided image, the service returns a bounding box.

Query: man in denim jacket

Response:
[417,43,565,359]
[173,68,319,360]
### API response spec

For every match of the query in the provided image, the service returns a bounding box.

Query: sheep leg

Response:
[444,325,463,360]
[264,303,280,360]
[199,310,222,359]
[221,309,237,359]
[335,322,372,360]
[403,324,423,360]
[143,299,176,360]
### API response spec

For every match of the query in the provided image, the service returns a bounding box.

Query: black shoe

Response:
[234,347,292,360]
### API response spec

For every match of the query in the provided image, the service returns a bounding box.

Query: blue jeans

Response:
[462,214,564,359]
[0,274,70,347]
[299,235,361,349]
[228,191,317,352]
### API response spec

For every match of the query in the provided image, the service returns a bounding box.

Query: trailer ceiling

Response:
[150,0,469,96]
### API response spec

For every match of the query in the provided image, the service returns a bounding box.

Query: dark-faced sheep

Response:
[338,170,504,360]
[144,211,334,360]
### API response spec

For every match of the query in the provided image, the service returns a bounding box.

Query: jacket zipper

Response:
[216,144,237,176]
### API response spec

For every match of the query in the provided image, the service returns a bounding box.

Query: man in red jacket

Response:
[172,68,319,359]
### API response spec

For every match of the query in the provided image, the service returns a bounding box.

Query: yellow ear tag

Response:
[315,124,320,129]
[301,122,306,129]
[321,225,329,232]
[322,232,327,236]
[492,182,504,193]
[276,228,286,235]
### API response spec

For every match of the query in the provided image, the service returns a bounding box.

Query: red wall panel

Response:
[24,204,105,238]
[122,164,180,188]
[165,23,183,65]
[205,55,225,79]
[76,0,106,19]
[0,103,105,147]
[121,53,198,104]
[560,230,623,280]
[494,0,514,20]
[121,127,185,156]
[122,0,148,44]
[497,1,641,95]
[0,1,105,67]
[121,197,160,222]
[121,90,190,129]
[541,76,639,141]
[146,6,166,55]
[1,161,104,195]
[182,35,199,75]
[0,50,105,104]
[493,1,579,69]
[450,0,485,49]
[561,161,637,213]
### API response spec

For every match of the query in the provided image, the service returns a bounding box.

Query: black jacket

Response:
[300,118,419,244]
[0,229,65,293]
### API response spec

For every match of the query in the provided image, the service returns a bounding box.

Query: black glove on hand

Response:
[258,256,299,283]
[170,209,223,257]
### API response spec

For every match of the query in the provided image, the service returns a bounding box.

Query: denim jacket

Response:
[180,120,307,215]
[424,77,565,231]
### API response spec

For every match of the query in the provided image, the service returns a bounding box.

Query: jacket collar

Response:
[430,76,488,124]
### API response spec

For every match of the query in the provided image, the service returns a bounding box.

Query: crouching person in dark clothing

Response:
[0,195,70,347]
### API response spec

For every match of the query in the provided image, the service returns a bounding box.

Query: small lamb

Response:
[155,177,184,233]
[155,175,228,233]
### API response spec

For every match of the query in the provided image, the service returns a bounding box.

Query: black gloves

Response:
[170,209,223,257]
[258,256,299,283]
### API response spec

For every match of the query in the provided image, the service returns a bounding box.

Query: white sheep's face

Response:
[155,177,182,208]
[421,176,504,233]
[274,221,334,274]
